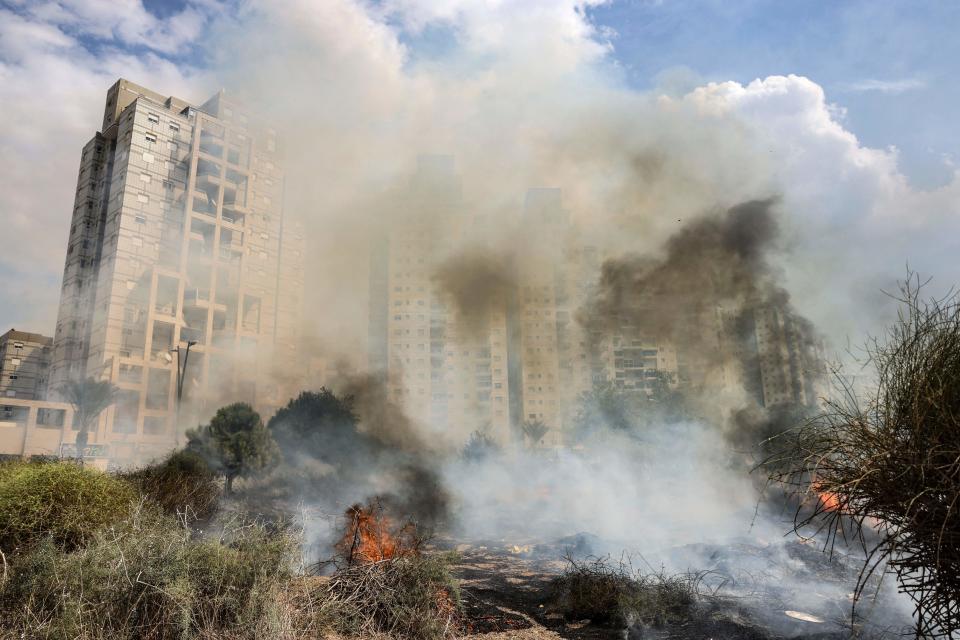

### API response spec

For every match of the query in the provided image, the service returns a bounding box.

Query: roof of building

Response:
[1,329,53,346]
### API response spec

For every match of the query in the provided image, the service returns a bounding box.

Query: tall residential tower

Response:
[49,79,304,465]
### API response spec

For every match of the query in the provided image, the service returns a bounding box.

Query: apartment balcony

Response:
[182,288,212,308]
[221,207,246,226]
[194,172,222,192]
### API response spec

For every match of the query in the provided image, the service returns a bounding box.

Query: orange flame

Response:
[337,500,419,565]
[812,480,841,512]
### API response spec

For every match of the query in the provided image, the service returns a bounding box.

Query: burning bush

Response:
[766,276,960,638]
[336,500,423,566]
[290,498,460,639]
[549,555,697,629]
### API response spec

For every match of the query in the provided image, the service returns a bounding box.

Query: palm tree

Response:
[521,419,550,448]
[60,378,118,459]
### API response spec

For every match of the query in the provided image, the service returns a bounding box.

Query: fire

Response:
[812,480,842,512]
[336,500,420,565]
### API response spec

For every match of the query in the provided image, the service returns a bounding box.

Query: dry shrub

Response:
[0,460,137,553]
[305,554,462,640]
[766,276,960,638]
[0,505,296,639]
[550,555,696,629]
[122,450,222,521]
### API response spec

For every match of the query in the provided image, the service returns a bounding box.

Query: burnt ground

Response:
[447,542,612,640]
[436,537,915,640]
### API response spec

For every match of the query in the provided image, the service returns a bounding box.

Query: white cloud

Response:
[22,0,220,54]
[680,74,960,345]
[842,77,927,94]
[0,7,210,334]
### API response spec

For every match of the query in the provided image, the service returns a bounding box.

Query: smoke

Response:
[579,198,784,346]
[175,8,917,629]
[432,248,516,339]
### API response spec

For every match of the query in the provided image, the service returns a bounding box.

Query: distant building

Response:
[0,329,53,400]
[369,156,513,444]
[47,79,304,465]
[368,168,825,448]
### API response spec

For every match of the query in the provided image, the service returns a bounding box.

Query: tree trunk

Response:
[74,429,89,464]
[225,474,234,495]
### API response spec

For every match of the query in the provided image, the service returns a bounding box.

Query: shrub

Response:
[549,555,696,628]
[122,450,221,520]
[0,506,296,639]
[766,276,960,638]
[312,553,462,639]
[461,430,501,463]
[0,460,137,553]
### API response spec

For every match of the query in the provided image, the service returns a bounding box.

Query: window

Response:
[135,215,147,224]
[8,374,17,380]
[140,172,151,183]
[10,358,20,366]
[145,133,157,143]
[169,122,180,132]
[147,113,160,124]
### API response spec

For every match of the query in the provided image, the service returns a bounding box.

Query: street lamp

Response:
[171,340,197,445]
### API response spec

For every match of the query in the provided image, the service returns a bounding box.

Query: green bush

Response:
[0,506,296,639]
[0,460,138,553]
[122,450,221,520]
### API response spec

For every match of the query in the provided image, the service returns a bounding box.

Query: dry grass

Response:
[549,555,697,629]
[765,275,960,638]
[297,554,462,640]
[0,502,296,640]
[121,450,222,521]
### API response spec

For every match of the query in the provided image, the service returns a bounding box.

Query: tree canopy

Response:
[59,377,118,455]
[187,403,278,493]
[267,388,368,464]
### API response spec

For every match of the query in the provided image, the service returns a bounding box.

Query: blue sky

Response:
[587,0,960,188]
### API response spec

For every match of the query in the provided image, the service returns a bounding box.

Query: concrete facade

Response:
[0,330,53,400]
[47,79,304,466]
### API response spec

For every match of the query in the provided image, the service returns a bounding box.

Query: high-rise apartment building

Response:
[49,79,304,465]
[0,330,53,400]
[369,167,824,448]
[369,157,512,445]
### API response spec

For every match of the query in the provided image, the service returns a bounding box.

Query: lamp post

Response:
[171,340,197,445]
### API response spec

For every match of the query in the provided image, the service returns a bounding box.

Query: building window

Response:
[169,122,180,132]
[147,113,160,124]
[10,358,20,366]
[145,133,157,143]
